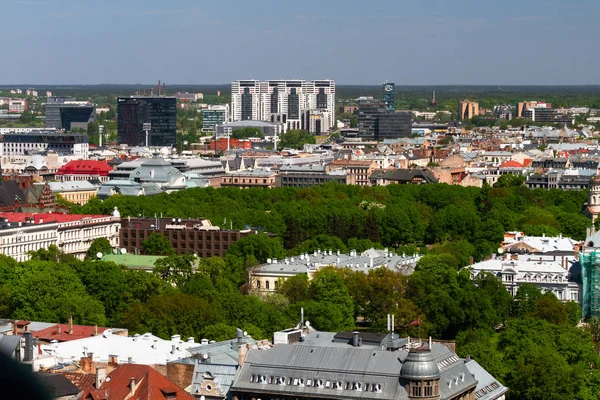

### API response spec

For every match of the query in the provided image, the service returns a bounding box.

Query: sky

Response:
[2,0,600,85]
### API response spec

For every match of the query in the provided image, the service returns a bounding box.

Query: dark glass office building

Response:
[383,82,395,114]
[45,96,96,131]
[358,99,386,139]
[376,112,412,140]
[117,97,177,147]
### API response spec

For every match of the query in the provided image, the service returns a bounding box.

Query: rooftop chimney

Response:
[96,367,106,388]
[129,378,137,397]
[23,331,33,362]
[68,316,73,334]
[352,331,360,347]
[94,324,98,336]
[238,344,248,365]
[56,325,61,334]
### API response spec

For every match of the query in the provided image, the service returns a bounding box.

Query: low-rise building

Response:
[8,98,27,113]
[0,211,120,261]
[120,217,256,258]
[329,159,377,186]
[55,159,112,183]
[0,130,88,157]
[49,181,98,205]
[230,329,507,400]
[275,164,355,187]
[221,169,277,188]
[249,248,420,294]
[370,168,439,186]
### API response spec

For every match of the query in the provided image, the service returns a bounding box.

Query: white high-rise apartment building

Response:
[231,79,335,131]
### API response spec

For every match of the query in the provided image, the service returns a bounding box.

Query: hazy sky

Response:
[3,0,599,85]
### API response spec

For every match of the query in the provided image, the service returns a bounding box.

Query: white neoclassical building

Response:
[468,254,580,302]
[0,210,120,262]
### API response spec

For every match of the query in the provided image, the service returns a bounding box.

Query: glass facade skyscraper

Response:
[383,82,395,114]
[117,97,177,147]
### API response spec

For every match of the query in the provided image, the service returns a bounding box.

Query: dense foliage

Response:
[73,183,590,261]
[3,182,598,399]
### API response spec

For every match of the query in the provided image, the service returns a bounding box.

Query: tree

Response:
[85,238,113,260]
[231,127,264,139]
[142,233,175,256]
[153,254,195,287]
[308,269,355,330]
[279,130,316,150]
[28,245,77,263]
[513,284,543,317]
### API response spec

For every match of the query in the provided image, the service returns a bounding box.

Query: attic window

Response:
[160,389,177,399]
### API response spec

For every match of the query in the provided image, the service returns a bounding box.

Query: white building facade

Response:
[231,80,336,131]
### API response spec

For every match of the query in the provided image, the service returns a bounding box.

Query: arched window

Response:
[256,280,261,289]
[266,281,270,290]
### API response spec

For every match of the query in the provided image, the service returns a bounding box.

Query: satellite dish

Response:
[498,248,504,254]
[202,353,209,360]
[243,331,248,337]
[121,248,127,254]
[96,252,103,259]
[305,321,310,327]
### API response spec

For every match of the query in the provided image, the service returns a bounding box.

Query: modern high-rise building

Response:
[382,81,395,113]
[458,100,480,120]
[117,97,177,147]
[231,80,335,131]
[45,96,96,131]
[201,105,230,132]
[376,112,412,140]
[358,98,386,139]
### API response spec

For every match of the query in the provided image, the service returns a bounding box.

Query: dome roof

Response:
[400,349,440,380]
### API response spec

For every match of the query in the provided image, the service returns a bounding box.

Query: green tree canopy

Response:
[142,232,175,256]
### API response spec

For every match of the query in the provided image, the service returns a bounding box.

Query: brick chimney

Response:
[238,345,248,366]
[94,325,98,336]
[129,378,138,397]
[56,325,61,334]
[68,316,73,334]
[95,367,106,388]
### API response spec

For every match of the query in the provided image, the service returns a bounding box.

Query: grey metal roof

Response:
[400,349,440,380]
[0,334,21,356]
[464,359,508,400]
[190,363,238,397]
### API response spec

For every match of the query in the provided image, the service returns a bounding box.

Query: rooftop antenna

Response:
[387,314,391,333]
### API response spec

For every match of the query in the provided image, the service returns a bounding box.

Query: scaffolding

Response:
[581,251,600,318]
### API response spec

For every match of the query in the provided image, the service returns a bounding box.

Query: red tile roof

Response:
[499,160,524,168]
[82,364,194,400]
[0,212,108,224]
[56,160,113,176]
[63,372,96,391]
[33,324,108,342]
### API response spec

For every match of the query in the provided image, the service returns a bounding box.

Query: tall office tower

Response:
[458,100,480,120]
[46,96,96,131]
[382,82,395,113]
[376,112,412,140]
[358,98,386,139]
[231,80,261,121]
[231,80,336,130]
[117,97,177,147]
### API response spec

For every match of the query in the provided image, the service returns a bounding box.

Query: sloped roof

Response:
[0,180,26,207]
[33,324,108,342]
[56,160,113,176]
[82,364,194,400]
[38,373,81,398]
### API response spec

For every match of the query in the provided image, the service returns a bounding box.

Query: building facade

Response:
[45,97,95,131]
[0,212,120,261]
[120,217,255,258]
[275,165,355,188]
[358,99,386,139]
[8,99,27,113]
[377,112,413,140]
[383,82,395,113]
[117,96,177,147]
[0,131,89,157]
[458,100,479,120]
[202,105,230,132]
[231,80,336,131]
